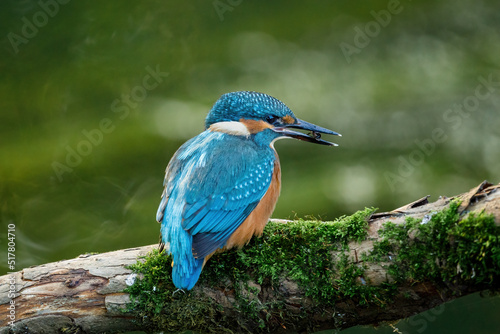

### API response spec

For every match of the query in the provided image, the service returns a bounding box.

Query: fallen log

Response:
[1,181,499,333]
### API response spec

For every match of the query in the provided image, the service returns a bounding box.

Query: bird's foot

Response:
[172,288,186,296]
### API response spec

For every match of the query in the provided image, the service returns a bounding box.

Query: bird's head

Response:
[205,91,341,146]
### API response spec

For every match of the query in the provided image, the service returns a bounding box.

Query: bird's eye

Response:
[265,115,281,125]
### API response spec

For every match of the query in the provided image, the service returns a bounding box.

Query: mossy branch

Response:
[1,181,499,333]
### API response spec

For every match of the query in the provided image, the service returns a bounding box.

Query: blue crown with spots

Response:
[205,91,296,128]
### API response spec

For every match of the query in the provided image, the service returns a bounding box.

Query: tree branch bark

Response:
[1,181,499,333]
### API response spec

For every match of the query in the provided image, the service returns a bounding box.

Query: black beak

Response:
[272,118,341,146]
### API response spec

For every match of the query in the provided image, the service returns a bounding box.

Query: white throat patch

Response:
[209,121,250,137]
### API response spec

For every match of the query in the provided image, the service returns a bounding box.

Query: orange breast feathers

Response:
[214,155,281,255]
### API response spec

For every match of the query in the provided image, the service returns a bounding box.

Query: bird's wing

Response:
[157,130,275,258]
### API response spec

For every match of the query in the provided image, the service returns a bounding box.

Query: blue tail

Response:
[172,257,204,290]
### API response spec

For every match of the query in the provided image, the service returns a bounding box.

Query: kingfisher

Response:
[156,91,340,290]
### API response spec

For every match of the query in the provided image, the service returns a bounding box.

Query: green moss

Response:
[334,252,396,306]
[125,207,382,332]
[204,207,380,306]
[369,200,500,286]
[124,202,500,332]
[125,248,233,333]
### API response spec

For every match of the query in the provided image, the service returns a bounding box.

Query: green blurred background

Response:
[0,0,499,332]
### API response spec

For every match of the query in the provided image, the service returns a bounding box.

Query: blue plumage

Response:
[157,131,275,289]
[205,91,295,128]
[157,91,341,290]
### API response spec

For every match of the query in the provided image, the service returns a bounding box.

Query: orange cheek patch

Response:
[282,115,295,124]
[240,119,273,134]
